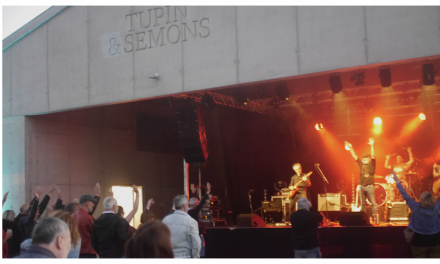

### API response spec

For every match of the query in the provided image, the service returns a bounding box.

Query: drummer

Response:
[385,147,414,192]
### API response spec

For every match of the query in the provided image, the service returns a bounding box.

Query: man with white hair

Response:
[290,197,323,258]
[16,217,71,258]
[163,195,201,258]
[91,196,129,258]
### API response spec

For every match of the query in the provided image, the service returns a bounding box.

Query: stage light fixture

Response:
[163,99,172,108]
[419,113,426,120]
[374,117,382,125]
[315,123,323,130]
[201,93,216,110]
[422,63,435,86]
[379,68,392,87]
[275,82,290,100]
[329,74,342,93]
[234,91,249,106]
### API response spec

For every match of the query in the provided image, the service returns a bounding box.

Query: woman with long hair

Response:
[125,221,174,258]
[392,171,440,258]
[48,210,82,258]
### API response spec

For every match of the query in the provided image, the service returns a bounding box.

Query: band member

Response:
[289,163,311,213]
[345,138,378,215]
[385,147,414,191]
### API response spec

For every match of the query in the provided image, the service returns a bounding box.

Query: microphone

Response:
[315,163,320,166]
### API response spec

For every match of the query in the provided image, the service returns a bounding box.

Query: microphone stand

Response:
[315,164,330,225]
[248,190,254,215]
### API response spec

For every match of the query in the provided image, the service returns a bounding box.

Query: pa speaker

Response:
[236,214,267,227]
[423,63,435,86]
[379,68,392,87]
[329,75,342,93]
[339,212,370,226]
[177,99,209,163]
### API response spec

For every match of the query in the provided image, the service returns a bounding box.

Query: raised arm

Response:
[434,163,439,178]
[90,183,101,216]
[385,154,392,169]
[193,182,211,215]
[125,185,139,223]
[25,191,40,225]
[368,138,375,159]
[54,186,64,210]
[39,184,56,214]
[145,198,155,210]
[345,141,358,161]
[392,171,417,210]
[2,191,9,206]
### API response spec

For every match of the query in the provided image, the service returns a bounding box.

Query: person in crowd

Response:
[188,182,211,257]
[21,185,55,240]
[71,183,101,258]
[125,221,174,258]
[64,203,76,215]
[3,229,12,258]
[290,197,323,258]
[111,185,140,240]
[16,217,71,258]
[48,210,82,258]
[3,209,21,258]
[345,138,378,216]
[140,198,156,224]
[392,171,440,258]
[162,195,201,258]
[91,196,129,258]
[2,192,13,258]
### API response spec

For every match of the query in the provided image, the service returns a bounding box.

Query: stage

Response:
[204,223,412,258]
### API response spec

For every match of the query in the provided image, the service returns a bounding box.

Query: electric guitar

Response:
[288,171,313,198]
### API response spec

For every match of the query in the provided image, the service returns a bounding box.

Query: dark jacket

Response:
[91,212,129,258]
[20,195,50,240]
[2,219,21,258]
[15,245,56,258]
[188,193,210,235]
[290,209,323,250]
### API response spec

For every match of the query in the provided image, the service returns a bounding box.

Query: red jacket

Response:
[72,208,97,255]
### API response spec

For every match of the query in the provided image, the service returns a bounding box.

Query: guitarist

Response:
[345,138,378,216]
[289,163,312,214]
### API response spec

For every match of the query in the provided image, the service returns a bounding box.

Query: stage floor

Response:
[204,223,412,258]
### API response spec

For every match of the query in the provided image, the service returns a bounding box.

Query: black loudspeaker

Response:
[236,214,267,227]
[423,63,435,86]
[379,68,392,87]
[329,75,342,93]
[339,212,370,226]
[177,100,209,163]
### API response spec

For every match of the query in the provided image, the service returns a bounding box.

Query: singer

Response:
[289,163,312,214]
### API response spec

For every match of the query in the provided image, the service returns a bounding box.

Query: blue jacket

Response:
[393,171,440,235]
[16,245,56,258]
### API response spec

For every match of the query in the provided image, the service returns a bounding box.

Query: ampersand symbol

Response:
[108,38,121,55]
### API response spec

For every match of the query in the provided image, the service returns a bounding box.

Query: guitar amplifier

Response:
[281,188,290,196]
[390,202,408,221]
[318,193,341,211]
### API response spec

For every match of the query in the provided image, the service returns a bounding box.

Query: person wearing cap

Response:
[345,138,378,215]
[71,183,101,258]
[290,197,323,258]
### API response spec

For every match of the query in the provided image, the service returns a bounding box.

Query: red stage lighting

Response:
[419,113,426,120]
[315,123,323,130]
[373,117,382,125]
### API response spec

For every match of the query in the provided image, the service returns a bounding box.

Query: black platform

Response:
[204,225,412,258]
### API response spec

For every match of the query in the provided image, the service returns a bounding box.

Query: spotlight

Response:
[374,117,382,125]
[163,99,172,108]
[419,113,426,120]
[379,68,392,87]
[329,74,342,93]
[201,93,216,110]
[269,98,281,109]
[422,63,435,86]
[234,91,249,106]
[351,71,365,86]
[315,123,323,130]
[275,83,290,100]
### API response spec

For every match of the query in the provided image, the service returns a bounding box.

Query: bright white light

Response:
[373,117,382,125]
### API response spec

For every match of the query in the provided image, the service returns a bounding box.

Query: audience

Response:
[91,196,129,258]
[392,171,440,258]
[290,197,323,258]
[64,203,76,215]
[112,185,140,240]
[162,195,201,258]
[16,217,71,258]
[140,198,156,224]
[125,221,174,258]
[3,209,21,258]
[71,183,101,258]
[48,210,82,258]
[188,182,211,257]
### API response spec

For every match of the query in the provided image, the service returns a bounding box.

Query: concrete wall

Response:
[23,101,184,219]
[2,116,27,212]
[3,6,440,118]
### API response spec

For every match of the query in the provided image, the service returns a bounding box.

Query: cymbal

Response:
[374,175,384,178]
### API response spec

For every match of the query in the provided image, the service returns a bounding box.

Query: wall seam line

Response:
[363,6,369,64]
[9,46,12,116]
[295,7,301,75]
[235,7,239,84]
[87,7,91,106]
[47,24,50,112]
[132,6,136,99]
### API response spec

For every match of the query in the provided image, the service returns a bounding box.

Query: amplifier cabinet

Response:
[318,193,341,211]
[390,202,409,221]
